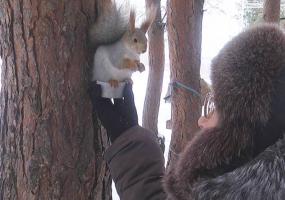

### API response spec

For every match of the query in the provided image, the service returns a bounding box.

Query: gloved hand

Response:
[89,81,138,142]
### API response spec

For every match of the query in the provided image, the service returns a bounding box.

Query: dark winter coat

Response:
[104,126,166,200]
[106,125,285,200]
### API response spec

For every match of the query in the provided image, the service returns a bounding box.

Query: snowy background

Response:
[0,0,249,199]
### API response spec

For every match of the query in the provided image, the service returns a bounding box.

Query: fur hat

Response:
[211,24,285,127]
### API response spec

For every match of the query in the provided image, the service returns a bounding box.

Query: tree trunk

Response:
[166,0,204,167]
[142,0,165,135]
[263,0,280,23]
[0,0,111,199]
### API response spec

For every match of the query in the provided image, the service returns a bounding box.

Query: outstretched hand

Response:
[89,81,138,142]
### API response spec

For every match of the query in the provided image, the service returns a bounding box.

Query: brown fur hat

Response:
[211,24,285,126]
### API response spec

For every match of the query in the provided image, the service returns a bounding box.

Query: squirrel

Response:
[89,1,157,87]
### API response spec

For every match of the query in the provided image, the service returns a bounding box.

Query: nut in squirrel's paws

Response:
[108,79,120,88]
[138,63,145,73]
[122,58,139,71]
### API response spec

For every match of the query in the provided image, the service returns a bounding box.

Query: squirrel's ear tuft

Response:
[129,9,136,33]
[140,5,157,33]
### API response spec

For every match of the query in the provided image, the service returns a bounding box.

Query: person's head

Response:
[199,24,285,135]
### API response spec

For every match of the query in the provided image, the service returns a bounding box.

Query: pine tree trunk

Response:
[166,0,204,167]
[142,0,165,135]
[0,0,111,199]
[263,0,280,23]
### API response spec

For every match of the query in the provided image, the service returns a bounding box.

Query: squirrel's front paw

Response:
[122,58,139,71]
[138,63,145,73]
[108,79,120,88]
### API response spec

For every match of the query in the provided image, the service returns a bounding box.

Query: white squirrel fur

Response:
[90,1,157,83]
[92,40,139,82]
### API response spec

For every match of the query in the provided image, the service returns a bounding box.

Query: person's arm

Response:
[89,82,166,200]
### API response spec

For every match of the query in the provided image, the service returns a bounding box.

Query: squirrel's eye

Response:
[134,38,138,43]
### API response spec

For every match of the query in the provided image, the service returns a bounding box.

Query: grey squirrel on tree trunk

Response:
[89,1,156,87]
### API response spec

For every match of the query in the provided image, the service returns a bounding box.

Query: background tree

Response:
[142,0,165,135]
[243,7,263,26]
[0,0,111,199]
[166,0,205,167]
[243,0,284,26]
[263,0,280,23]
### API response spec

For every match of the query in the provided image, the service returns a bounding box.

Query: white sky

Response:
[0,1,243,199]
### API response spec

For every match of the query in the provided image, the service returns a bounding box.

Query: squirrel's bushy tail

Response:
[89,0,129,46]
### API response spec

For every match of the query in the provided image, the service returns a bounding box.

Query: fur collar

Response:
[164,128,285,200]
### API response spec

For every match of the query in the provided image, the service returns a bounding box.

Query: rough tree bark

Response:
[142,0,165,135]
[0,0,111,199]
[166,0,204,167]
[263,0,280,23]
